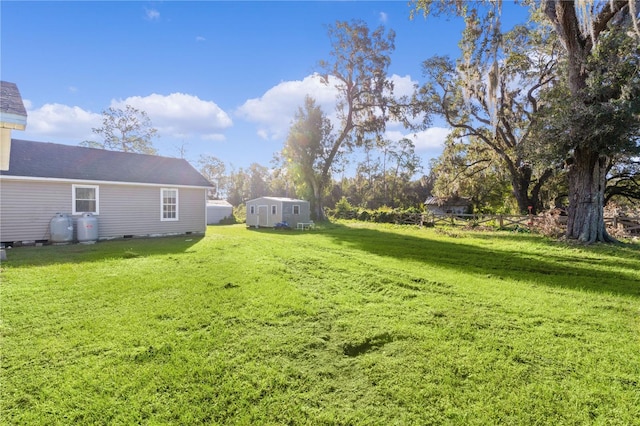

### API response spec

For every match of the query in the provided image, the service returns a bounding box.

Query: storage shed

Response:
[246,197,310,228]
[207,200,233,224]
[424,196,471,215]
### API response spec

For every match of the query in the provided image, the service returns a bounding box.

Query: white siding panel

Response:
[1,180,207,242]
[207,205,233,224]
[0,181,71,241]
[98,185,206,237]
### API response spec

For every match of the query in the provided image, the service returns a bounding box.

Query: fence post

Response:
[499,215,504,228]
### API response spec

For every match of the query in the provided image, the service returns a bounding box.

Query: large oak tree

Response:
[413,0,640,242]
[540,1,639,242]
[413,18,560,214]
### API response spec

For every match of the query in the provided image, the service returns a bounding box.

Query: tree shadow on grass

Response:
[3,235,204,268]
[464,230,640,272]
[320,223,640,298]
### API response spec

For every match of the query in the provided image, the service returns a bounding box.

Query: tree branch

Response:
[592,1,630,40]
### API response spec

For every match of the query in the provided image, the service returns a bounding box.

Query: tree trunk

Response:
[510,167,534,215]
[310,179,326,221]
[509,165,551,215]
[542,0,626,244]
[566,147,615,243]
[512,181,532,215]
[530,168,554,214]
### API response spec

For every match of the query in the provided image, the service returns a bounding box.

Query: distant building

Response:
[245,197,310,228]
[207,200,233,225]
[424,196,471,215]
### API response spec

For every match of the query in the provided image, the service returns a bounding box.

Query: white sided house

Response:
[0,139,213,244]
[246,197,310,228]
[206,199,233,225]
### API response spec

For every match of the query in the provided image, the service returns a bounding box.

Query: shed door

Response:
[258,205,269,227]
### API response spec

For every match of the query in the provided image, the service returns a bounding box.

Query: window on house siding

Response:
[161,188,179,221]
[73,185,99,214]
[250,205,255,215]
[271,205,277,215]
[293,205,300,215]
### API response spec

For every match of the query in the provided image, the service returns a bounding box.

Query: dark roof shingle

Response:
[1,139,212,187]
[0,81,27,117]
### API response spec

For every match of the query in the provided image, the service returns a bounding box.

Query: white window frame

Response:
[271,205,277,215]
[293,205,300,215]
[249,205,255,215]
[161,188,179,221]
[72,184,99,215]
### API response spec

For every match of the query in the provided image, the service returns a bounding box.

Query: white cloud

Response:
[18,93,233,146]
[111,93,233,141]
[236,73,339,140]
[379,12,388,24]
[389,74,417,98]
[145,8,160,21]
[237,73,420,142]
[21,101,100,142]
[196,35,206,42]
[202,134,226,142]
[382,127,450,151]
[407,127,450,151]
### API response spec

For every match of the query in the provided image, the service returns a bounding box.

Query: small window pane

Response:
[75,186,97,213]
[162,189,178,220]
[76,200,96,212]
[76,187,95,199]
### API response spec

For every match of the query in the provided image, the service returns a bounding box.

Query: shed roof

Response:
[248,196,308,203]
[1,139,213,188]
[207,200,233,207]
[425,196,471,206]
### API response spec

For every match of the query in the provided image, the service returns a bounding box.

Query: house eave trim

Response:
[0,174,211,189]
[0,113,27,129]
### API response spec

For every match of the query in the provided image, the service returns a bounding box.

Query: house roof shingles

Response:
[1,139,212,188]
[0,81,27,118]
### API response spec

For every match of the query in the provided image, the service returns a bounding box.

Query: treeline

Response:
[86,4,640,243]
[196,149,434,215]
[197,147,639,222]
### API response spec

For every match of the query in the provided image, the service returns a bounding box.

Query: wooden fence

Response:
[331,210,640,235]
[604,216,640,234]
[421,212,640,235]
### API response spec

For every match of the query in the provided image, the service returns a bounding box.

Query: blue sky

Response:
[1,1,527,173]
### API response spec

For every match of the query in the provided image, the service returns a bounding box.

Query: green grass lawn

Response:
[2,222,639,425]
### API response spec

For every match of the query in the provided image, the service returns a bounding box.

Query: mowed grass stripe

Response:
[1,222,639,424]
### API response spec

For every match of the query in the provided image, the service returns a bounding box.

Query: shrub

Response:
[233,204,246,224]
[357,210,371,221]
[218,215,237,225]
[329,197,359,220]
[533,209,565,238]
[328,205,426,226]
